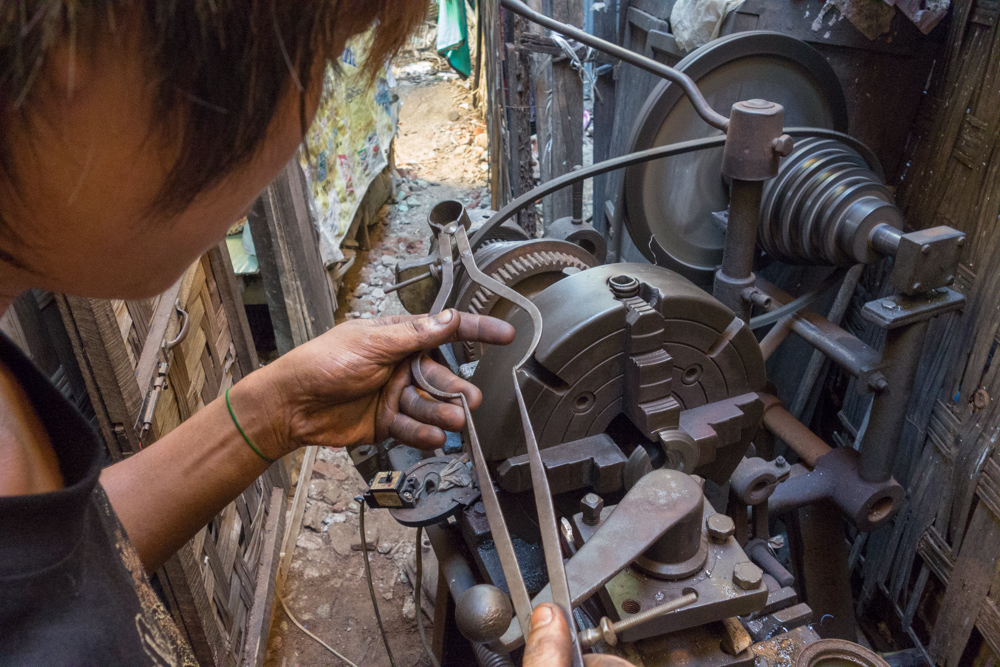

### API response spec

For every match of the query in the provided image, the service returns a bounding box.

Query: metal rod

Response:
[859,320,929,483]
[385,270,436,294]
[714,179,764,322]
[500,0,729,131]
[761,394,831,469]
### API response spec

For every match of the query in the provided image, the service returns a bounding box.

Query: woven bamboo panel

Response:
[849,1,1000,664]
[51,249,282,667]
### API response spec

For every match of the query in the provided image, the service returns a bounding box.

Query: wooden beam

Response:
[544,0,584,224]
[248,158,335,356]
[241,488,286,667]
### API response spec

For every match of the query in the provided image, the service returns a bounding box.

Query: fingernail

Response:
[433,309,455,325]
[532,604,555,628]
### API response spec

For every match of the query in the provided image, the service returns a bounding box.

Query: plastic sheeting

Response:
[671,0,745,52]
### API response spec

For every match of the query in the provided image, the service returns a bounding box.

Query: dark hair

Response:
[0,0,428,214]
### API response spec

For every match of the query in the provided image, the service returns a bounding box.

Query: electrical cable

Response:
[358,500,398,667]
[748,268,847,330]
[414,526,441,667]
[277,595,361,667]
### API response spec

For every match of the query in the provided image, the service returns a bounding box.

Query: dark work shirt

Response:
[0,333,197,666]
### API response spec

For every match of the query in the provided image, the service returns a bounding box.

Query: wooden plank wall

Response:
[852,1,1000,664]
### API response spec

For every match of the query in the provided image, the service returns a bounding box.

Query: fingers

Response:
[523,604,573,667]
[399,386,465,432]
[418,357,483,408]
[362,310,516,364]
[387,412,447,450]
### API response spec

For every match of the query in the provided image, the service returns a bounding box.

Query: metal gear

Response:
[452,239,599,362]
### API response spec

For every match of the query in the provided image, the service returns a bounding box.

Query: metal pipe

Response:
[759,314,795,360]
[789,264,864,420]
[756,279,885,390]
[761,394,832,469]
[500,0,730,131]
[859,320,930,483]
[425,524,478,601]
[715,180,764,322]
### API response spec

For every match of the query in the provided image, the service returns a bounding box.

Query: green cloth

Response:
[437,0,471,78]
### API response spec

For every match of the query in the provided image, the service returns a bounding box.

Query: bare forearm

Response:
[100,373,282,572]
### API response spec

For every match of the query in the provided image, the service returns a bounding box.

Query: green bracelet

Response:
[225,386,276,464]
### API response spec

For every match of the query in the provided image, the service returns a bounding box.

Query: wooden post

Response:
[542,0,584,225]
[247,158,335,356]
[505,12,539,235]
[591,0,618,236]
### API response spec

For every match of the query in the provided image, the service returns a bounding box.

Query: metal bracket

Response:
[861,287,965,329]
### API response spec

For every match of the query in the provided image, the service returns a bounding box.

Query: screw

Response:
[581,493,604,526]
[578,592,698,648]
[772,134,794,157]
[775,456,787,467]
[922,244,932,255]
[733,561,763,590]
[608,275,640,299]
[881,299,898,310]
[707,514,736,544]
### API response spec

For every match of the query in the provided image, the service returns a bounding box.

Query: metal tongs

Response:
[410,221,584,665]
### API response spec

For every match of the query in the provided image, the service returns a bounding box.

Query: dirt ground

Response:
[263,63,490,667]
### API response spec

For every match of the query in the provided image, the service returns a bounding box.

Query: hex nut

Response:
[707,514,736,544]
[581,493,604,526]
[732,561,763,590]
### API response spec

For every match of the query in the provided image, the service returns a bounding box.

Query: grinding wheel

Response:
[622,32,848,283]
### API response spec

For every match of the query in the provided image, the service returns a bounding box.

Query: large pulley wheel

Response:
[622,32,848,284]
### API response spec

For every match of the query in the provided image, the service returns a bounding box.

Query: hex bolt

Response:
[732,561,764,590]
[707,514,736,544]
[578,591,698,648]
[772,134,794,157]
[581,493,604,526]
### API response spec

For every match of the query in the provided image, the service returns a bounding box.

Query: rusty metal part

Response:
[495,434,627,495]
[500,0,730,131]
[428,199,472,236]
[714,179,765,322]
[874,225,965,295]
[452,239,599,362]
[578,591,699,648]
[769,448,903,532]
[707,515,736,544]
[721,100,786,182]
[760,395,831,469]
[745,539,795,589]
[546,217,608,264]
[455,585,513,644]
[730,457,789,506]
[760,138,897,267]
[757,279,886,391]
[859,288,965,484]
[472,264,766,487]
[733,562,764,590]
[795,638,891,667]
[496,469,706,650]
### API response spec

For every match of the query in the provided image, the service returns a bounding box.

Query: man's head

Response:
[0,1,427,300]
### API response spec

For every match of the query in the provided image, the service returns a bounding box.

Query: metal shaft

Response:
[499,0,729,131]
[859,320,929,483]
[715,180,764,322]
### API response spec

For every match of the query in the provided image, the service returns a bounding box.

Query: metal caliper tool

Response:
[409,221,585,666]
